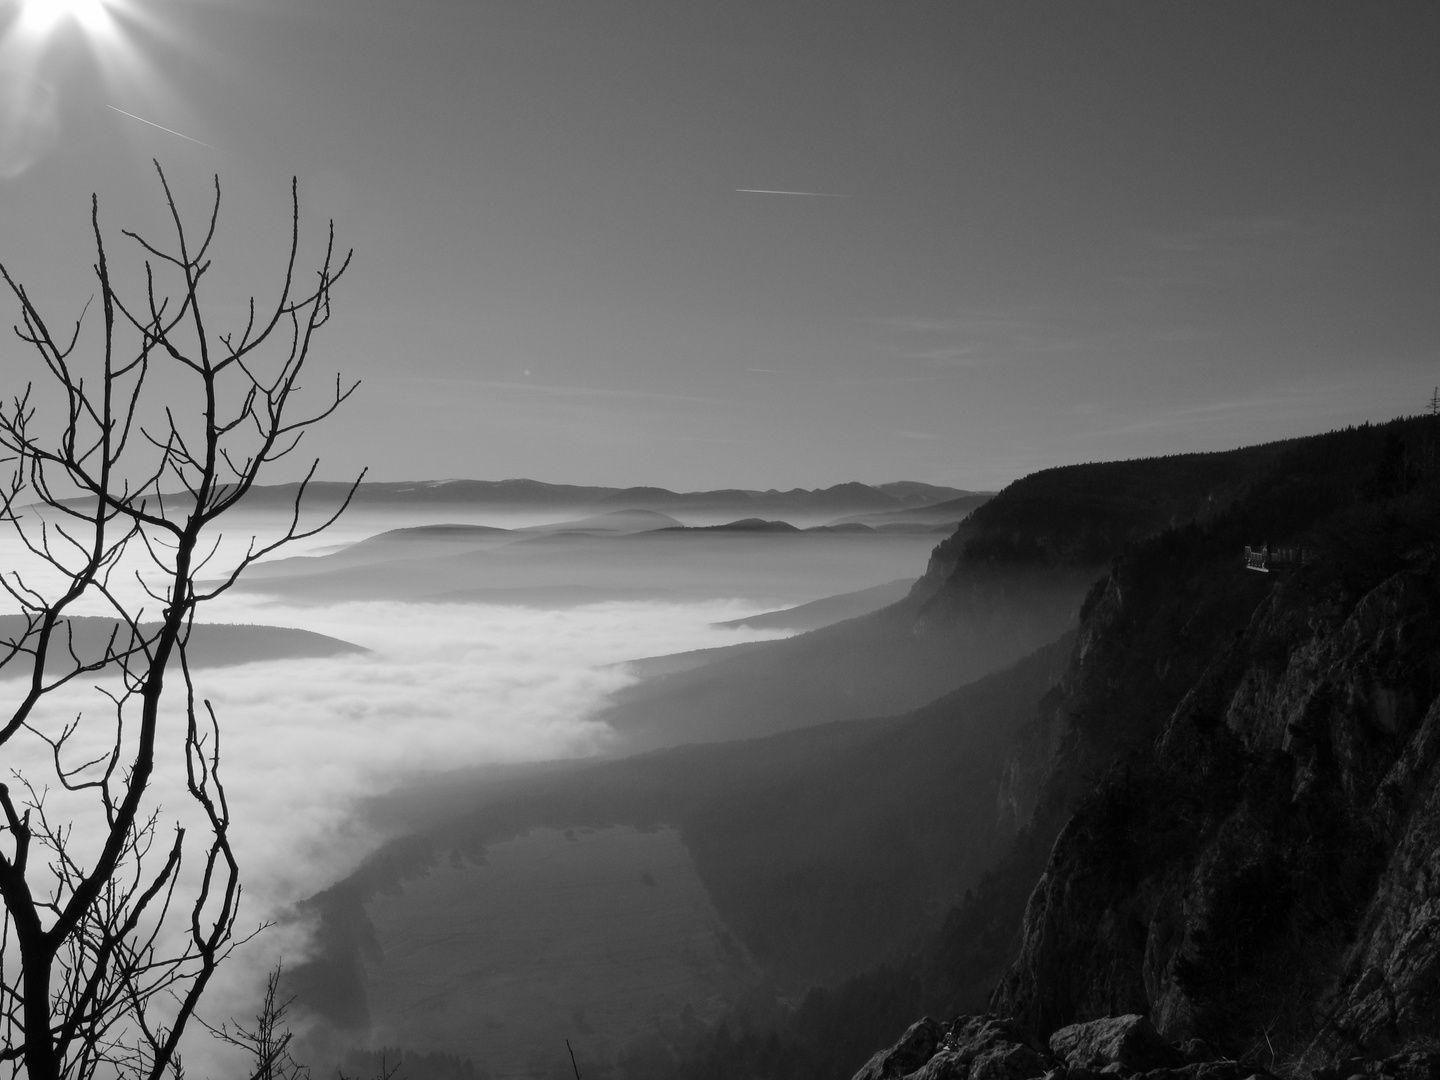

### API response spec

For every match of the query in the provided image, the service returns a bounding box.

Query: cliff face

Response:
[907,439,1314,724]
[988,419,1440,1065]
[920,440,1292,580]
[611,420,1440,1080]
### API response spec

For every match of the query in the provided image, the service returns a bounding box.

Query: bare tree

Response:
[202,965,308,1080]
[208,963,407,1080]
[0,161,362,1080]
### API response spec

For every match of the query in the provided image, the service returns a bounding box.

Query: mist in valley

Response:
[171,491,1087,1080]
[0,493,977,1079]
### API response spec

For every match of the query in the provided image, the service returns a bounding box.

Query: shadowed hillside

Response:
[0,616,365,676]
[709,578,913,631]
[636,417,1440,1080]
[598,565,1090,749]
[603,437,1316,752]
[288,634,1073,1076]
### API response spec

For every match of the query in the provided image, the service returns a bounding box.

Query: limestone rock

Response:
[852,1017,944,1080]
[906,1051,970,1080]
[1312,1051,1440,1080]
[853,1014,1058,1080]
[1187,1063,1254,1080]
[969,1043,1051,1080]
[1049,1015,1179,1072]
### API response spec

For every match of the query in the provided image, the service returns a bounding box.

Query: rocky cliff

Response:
[985,419,1440,1066]
[850,1010,1440,1080]
[657,417,1440,1080]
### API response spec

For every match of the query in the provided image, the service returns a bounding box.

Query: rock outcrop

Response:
[991,550,1440,1060]
[854,1011,1440,1080]
[851,1013,1260,1080]
[848,417,1440,1080]
[1048,1015,1181,1072]
[587,418,1440,1080]
[984,419,1440,1065]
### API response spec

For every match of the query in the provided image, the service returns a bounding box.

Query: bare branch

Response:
[0,166,356,1080]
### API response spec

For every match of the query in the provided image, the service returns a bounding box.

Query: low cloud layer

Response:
[5,587,785,1072]
[1,504,910,1071]
[194,592,785,901]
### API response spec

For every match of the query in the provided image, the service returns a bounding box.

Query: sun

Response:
[0,0,158,178]
[15,0,115,37]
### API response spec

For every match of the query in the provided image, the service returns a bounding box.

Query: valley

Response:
[272,418,1440,1080]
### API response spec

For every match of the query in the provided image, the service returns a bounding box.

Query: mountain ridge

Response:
[182,478,985,518]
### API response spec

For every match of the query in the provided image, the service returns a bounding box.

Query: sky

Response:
[0,0,1437,490]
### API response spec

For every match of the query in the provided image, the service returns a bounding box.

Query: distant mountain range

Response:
[228,510,956,607]
[221,478,989,521]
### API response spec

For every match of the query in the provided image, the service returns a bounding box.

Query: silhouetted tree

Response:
[0,162,361,1080]
[204,966,309,1080]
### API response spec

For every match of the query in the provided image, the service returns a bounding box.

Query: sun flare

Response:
[0,0,189,176]
[16,0,115,37]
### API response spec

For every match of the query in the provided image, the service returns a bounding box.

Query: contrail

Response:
[735,188,857,198]
[106,105,215,149]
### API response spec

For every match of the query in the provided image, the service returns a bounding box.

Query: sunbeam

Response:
[14,0,116,36]
[0,0,211,176]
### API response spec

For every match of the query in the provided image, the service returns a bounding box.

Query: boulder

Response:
[906,1051,971,1080]
[1190,1063,1254,1080]
[1049,1016,1180,1072]
[969,1043,1052,1080]
[852,1017,944,1080]
[949,1017,1038,1062]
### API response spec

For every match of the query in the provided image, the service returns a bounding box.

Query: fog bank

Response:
[5,589,792,1074]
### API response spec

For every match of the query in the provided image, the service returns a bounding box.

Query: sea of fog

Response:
[0,503,941,1067]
